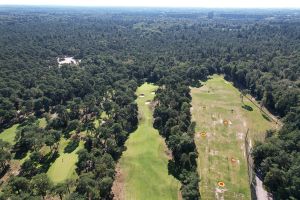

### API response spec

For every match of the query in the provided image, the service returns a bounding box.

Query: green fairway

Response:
[191,75,278,200]
[47,138,84,183]
[0,124,19,144]
[114,83,180,200]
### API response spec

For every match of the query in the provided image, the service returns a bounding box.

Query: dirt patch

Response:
[243,121,247,128]
[215,187,227,200]
[241,144,246,158]
[178,190,183,200]
[209,150,219,156]
[112,164,125,200]
[164,149,173,159]
[237,132,244,140]
[0,160,21,183]
[45,195,60,200]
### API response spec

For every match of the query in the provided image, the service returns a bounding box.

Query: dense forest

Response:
[0,6,299,199]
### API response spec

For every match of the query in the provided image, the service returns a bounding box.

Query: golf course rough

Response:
[191,75,277,200]
[116,83,180,200]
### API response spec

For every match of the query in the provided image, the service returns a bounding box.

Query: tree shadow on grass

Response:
[40,151,59,173]
[262,113,271,122]
[64,139,79,153]
[242,104,253,111]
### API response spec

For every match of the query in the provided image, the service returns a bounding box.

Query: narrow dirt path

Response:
[255,176,272,200]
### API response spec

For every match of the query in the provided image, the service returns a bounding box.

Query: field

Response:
[113,83,180,200]
[47,138,84,183]
[191,75,278,200]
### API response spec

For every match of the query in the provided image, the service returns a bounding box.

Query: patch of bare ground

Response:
[178,190,183,200]
[45,195,60,200]
[164,148,173,159]
[215,187,227,200]
[0,160,21,184]
[112,164,125,200]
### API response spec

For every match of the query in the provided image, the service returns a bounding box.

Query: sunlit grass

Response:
[191,75,277,199]
[47,138,83,183]
[117,83,180,200]
[0,124,19,144]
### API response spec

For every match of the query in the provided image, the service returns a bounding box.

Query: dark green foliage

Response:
[154,82,201,199]
[0,140,11,175]
[0,7,299,200]
[252,108,300,199]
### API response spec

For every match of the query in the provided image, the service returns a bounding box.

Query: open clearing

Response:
[47,138,84,183]
[191,75,278,200]
[113,83,180,200]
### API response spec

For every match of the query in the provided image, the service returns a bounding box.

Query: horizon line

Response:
[1,5,300,9]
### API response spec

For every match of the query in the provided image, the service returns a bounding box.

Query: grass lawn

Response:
[0,124,19,145]
[47,138,84,184]
[191,75,278,200]
[115,83,180,200]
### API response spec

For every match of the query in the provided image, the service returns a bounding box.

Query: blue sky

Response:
[0,0,299,8]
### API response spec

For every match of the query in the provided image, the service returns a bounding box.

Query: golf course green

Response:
[47,138,84,183]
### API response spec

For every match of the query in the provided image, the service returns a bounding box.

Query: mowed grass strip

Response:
[0,124,19,144]
[47,138,84,183]
[191,75,277,200]
[118,83,180,200]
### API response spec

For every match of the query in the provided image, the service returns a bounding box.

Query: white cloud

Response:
[0,0,299,8]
